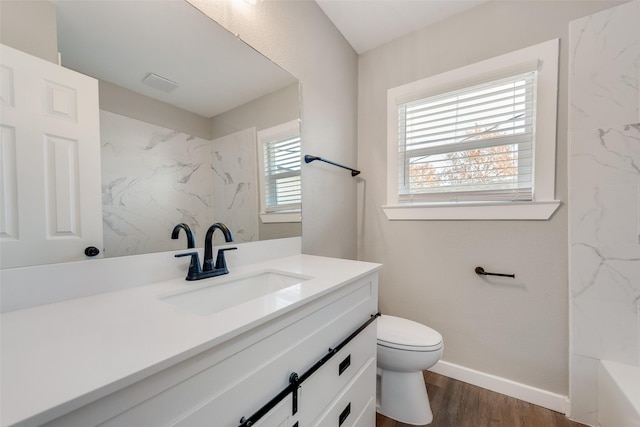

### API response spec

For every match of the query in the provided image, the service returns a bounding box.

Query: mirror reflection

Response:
[56,0,301,258]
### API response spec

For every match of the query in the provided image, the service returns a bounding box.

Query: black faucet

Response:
[203,223,234,271]
[174,222,237,281]
[171,223,195,249]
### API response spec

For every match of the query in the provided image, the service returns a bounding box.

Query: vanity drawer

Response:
[298,321,376,424]
[309,356,376,427]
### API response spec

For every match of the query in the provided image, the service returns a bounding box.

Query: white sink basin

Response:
[159,270,311,315]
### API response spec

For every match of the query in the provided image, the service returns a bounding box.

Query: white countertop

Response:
[0,254,381,427]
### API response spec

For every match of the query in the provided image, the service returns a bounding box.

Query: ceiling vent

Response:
[142,73,179,93]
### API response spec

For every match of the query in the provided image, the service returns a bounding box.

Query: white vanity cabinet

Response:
[40,272,378,427]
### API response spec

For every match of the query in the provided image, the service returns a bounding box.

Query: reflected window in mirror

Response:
[258,120,302,224]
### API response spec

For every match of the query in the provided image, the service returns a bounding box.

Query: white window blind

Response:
[262,134,301,212]
[398,70,538,203]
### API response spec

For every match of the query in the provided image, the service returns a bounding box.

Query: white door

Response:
[0,43,103,269]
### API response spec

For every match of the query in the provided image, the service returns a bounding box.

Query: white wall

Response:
[210,83,299,140]
[0,0,58,64]
[568,1,640,424]
[357,0,623,398]
[99,80,212,140]
[189,0,359,259]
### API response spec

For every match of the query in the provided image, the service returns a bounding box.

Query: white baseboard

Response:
[429,360,570,414]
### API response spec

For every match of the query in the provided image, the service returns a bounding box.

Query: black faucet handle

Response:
[215,247,238,270]
[175,251,202,280]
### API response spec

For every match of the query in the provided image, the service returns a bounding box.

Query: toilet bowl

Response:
[376,315,443,425]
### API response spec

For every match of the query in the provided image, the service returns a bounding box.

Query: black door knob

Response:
[84,246,100,257]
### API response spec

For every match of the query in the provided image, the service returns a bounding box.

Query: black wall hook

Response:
[304,155,360,176]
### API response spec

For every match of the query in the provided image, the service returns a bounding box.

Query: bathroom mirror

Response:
[53,0,301,259]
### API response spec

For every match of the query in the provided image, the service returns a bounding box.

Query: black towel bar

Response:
[475,266,515,278]
[304,155,360,176]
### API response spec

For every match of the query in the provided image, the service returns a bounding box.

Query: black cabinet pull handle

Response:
[339,402,351,426]
[338,354,351,376]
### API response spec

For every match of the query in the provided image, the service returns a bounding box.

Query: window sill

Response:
[259,212,302,223]
[382,200,561,220]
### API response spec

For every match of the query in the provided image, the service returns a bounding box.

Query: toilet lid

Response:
[377,315,443,351]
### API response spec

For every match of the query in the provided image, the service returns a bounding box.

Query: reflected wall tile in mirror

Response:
[100,110,214,257]
[211,128,259,244]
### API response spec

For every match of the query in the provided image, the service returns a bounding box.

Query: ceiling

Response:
[315,0,488,54]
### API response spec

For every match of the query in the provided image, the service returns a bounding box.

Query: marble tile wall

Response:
[100,110,215,256]
[211,128,259,244]
[568,1,640,424]
[100,111,259,257]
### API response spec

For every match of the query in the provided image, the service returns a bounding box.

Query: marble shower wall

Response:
[568,1,640,424]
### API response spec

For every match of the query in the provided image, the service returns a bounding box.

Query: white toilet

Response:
[376,315,443,425]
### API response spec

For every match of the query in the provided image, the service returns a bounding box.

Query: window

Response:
[257,120,301,223]
[399,71,536,202]
[385,39,560,220]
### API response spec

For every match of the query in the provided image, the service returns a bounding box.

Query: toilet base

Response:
[376,368,433,425]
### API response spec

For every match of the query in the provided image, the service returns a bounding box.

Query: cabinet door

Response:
[0,43,103,268]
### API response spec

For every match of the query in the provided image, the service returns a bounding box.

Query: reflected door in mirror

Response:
[0,44,103,269]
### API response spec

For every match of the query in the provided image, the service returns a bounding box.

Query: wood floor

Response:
[376,371,587,427]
